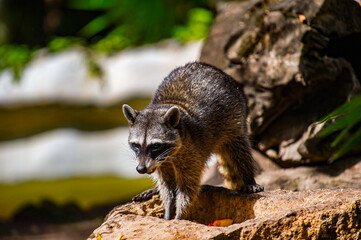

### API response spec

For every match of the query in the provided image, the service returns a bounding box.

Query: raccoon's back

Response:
[152,62,247,124]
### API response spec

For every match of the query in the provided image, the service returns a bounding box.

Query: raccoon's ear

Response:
[122,104,138,125]
[164,106,180,128]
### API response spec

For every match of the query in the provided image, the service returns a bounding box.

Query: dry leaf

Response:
[298,14,306,23]
[208,219,233,227]
[96,232,103,240]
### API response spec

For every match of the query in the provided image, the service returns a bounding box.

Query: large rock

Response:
[87,187,361,240]
[201,0,361,166]
[203,151,361,191]
[254,151,361,191]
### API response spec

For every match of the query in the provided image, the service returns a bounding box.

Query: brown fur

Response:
[123,62,263,220]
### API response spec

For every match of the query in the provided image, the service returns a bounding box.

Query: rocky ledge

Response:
[88,187,360,240]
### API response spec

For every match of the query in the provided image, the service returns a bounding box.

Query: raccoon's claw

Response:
[240,184,264,194]
[132,187,159,202]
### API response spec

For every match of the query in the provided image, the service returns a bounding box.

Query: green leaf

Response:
[333,127,361,159]
[78,14,113,37]
[319,94,361,123]
[48,37,83,52]
[0,44,34,80]
[331,125,352,147]
[92,35,131,52]
[67,0,117,10]
[172,8,213,43]
[320,108,361,136]
[319,93,361,159]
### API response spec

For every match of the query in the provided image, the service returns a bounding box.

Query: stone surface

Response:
[201,0,361,166]
[254,151,361,191]
[85,139,361,240]
[87,187,361,240]
[202,151,361,192]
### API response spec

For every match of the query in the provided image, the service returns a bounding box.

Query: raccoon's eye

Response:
[150,143,161,152]
[148,143,163,159]
[131,143,141,154]
[148,143,173,159]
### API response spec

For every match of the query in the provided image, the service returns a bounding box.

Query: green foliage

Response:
[92,34,132,53]
[74,0,178,45]
[85,51,104,78]
[67,0,118,11]
[70,0,213,52]
[172,8,213,42]
[0,44,34,80]
[0,1,214,79]
[319,94,361,159]
[47,37,83,52]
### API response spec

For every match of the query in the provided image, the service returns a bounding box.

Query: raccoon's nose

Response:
[136,165,147,174]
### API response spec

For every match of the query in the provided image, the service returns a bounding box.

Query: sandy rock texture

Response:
[87,186,361,240]
[203,151,361,192]
[256,154,361,191]
[201,0,361,166]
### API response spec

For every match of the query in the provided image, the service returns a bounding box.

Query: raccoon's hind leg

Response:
[217,136,263,193]
[132,187,159,202]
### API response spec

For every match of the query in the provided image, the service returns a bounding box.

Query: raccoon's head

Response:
[122,104,181,174]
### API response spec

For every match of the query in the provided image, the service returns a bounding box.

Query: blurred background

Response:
[2,0,361,239]
[0,0,216,239]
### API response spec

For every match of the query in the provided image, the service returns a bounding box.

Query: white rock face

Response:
[0,127,217,184]
[0,40,202,105]
[0,128,139,183]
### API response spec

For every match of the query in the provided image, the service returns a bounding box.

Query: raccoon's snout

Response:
[136,165,147,174]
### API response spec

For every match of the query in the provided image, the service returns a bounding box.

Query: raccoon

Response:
[122,62,263,220]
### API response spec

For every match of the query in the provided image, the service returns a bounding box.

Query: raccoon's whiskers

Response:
[156,147,176,161]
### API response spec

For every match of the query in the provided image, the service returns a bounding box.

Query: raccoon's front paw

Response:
[240,184,264,194]
[132,187,159,202]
